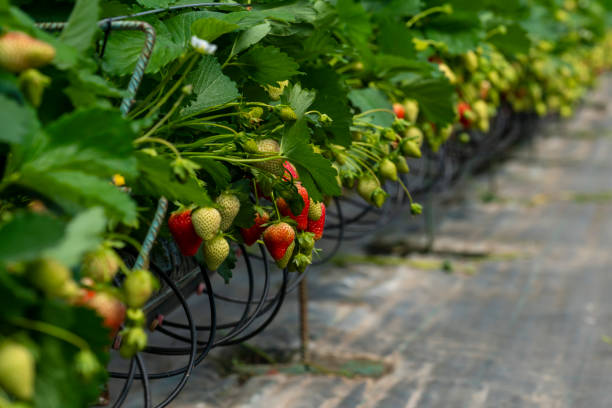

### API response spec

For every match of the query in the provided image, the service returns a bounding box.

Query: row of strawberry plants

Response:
[1,0,612,406]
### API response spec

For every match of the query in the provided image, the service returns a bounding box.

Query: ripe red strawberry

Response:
[263,222,295,261]
[276,183,309,231]
[457,101,473,127]
[393,103,405,119]
[0,32,55,73]
[240,211,270,246]
[216,193,240,231]
[123,269,158,309]
[168,209,203,256]
[307,203,326,240]
[0,341,35,400]
[192,207,221,240]
[79,290,126,337]
[283,161,299,181]
[202,235,230,271]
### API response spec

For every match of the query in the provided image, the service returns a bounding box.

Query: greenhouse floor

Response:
[131,78,612,408]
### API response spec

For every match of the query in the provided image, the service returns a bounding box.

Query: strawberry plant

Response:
[0,0,612,406]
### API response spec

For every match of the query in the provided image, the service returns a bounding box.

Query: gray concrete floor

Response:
[125,77,612,408]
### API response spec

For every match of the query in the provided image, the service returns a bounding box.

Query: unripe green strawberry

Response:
[411,203,423,215]
[383,129,398,141]
[123,269,158,309]
[357,176,378,203]
[253,139,284,176]
[464,50,478,72]
[477,118,490,132]
[192,207,222,240]
[290,252,311,273]
[26,257,71,298]
[243,139,259,153]
[202,235,230,271]
[535,101,547,117]
[472,100,489,120]
[266,80,288,100]
[401,139,422,158]
[0,341,34,400]
[560,104,573,118]
[379,158,398,181]
[0,32,55,73]
[277,106,297,121]
[275,240,295,269]
[119,327,147,359]
[404,99,419,123]
[404,126,423,146]
[18,68,50,107]
[395,156,410,173]
[82,246,120,283]
[308,198,322,221]
[372,188,388,208]
[74,349,101,381]
[216,193,240,231]
[297,231,316,254]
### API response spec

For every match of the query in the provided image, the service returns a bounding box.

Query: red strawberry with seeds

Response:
[240,210,270,246]
[78,290,126,337]
[393,103,405,119]
[168,209,203,256]
[282,161,299,181]
[307,203,326,240]
[263,222,295,261]
[457,101,474,128]
[276,183,309,231]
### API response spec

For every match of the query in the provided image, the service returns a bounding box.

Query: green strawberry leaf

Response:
[0,212,66,264]
[44,207,106,267]
[348,88,394,128]
[335,0,372,45]
[59,0,100,53]
[102,20,183,76]
[191,17,239,42]
[398,75,456,125]
[238,45,301,85]
[0,94,39,146]
[181,56,240,115]
[229,179,256,229]
[302,67,352,147]
[131,153,213,207]
[232,22,271,56]
[281,119,340,201]
[19,170,138,225]
[283,82,315,118]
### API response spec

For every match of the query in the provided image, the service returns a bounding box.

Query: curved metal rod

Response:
[135,354,151,408]
[220,267,290,345]
[141,264,291,352]
[111,357,136,408]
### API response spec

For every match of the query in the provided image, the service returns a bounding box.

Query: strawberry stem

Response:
[10,317,90,351]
